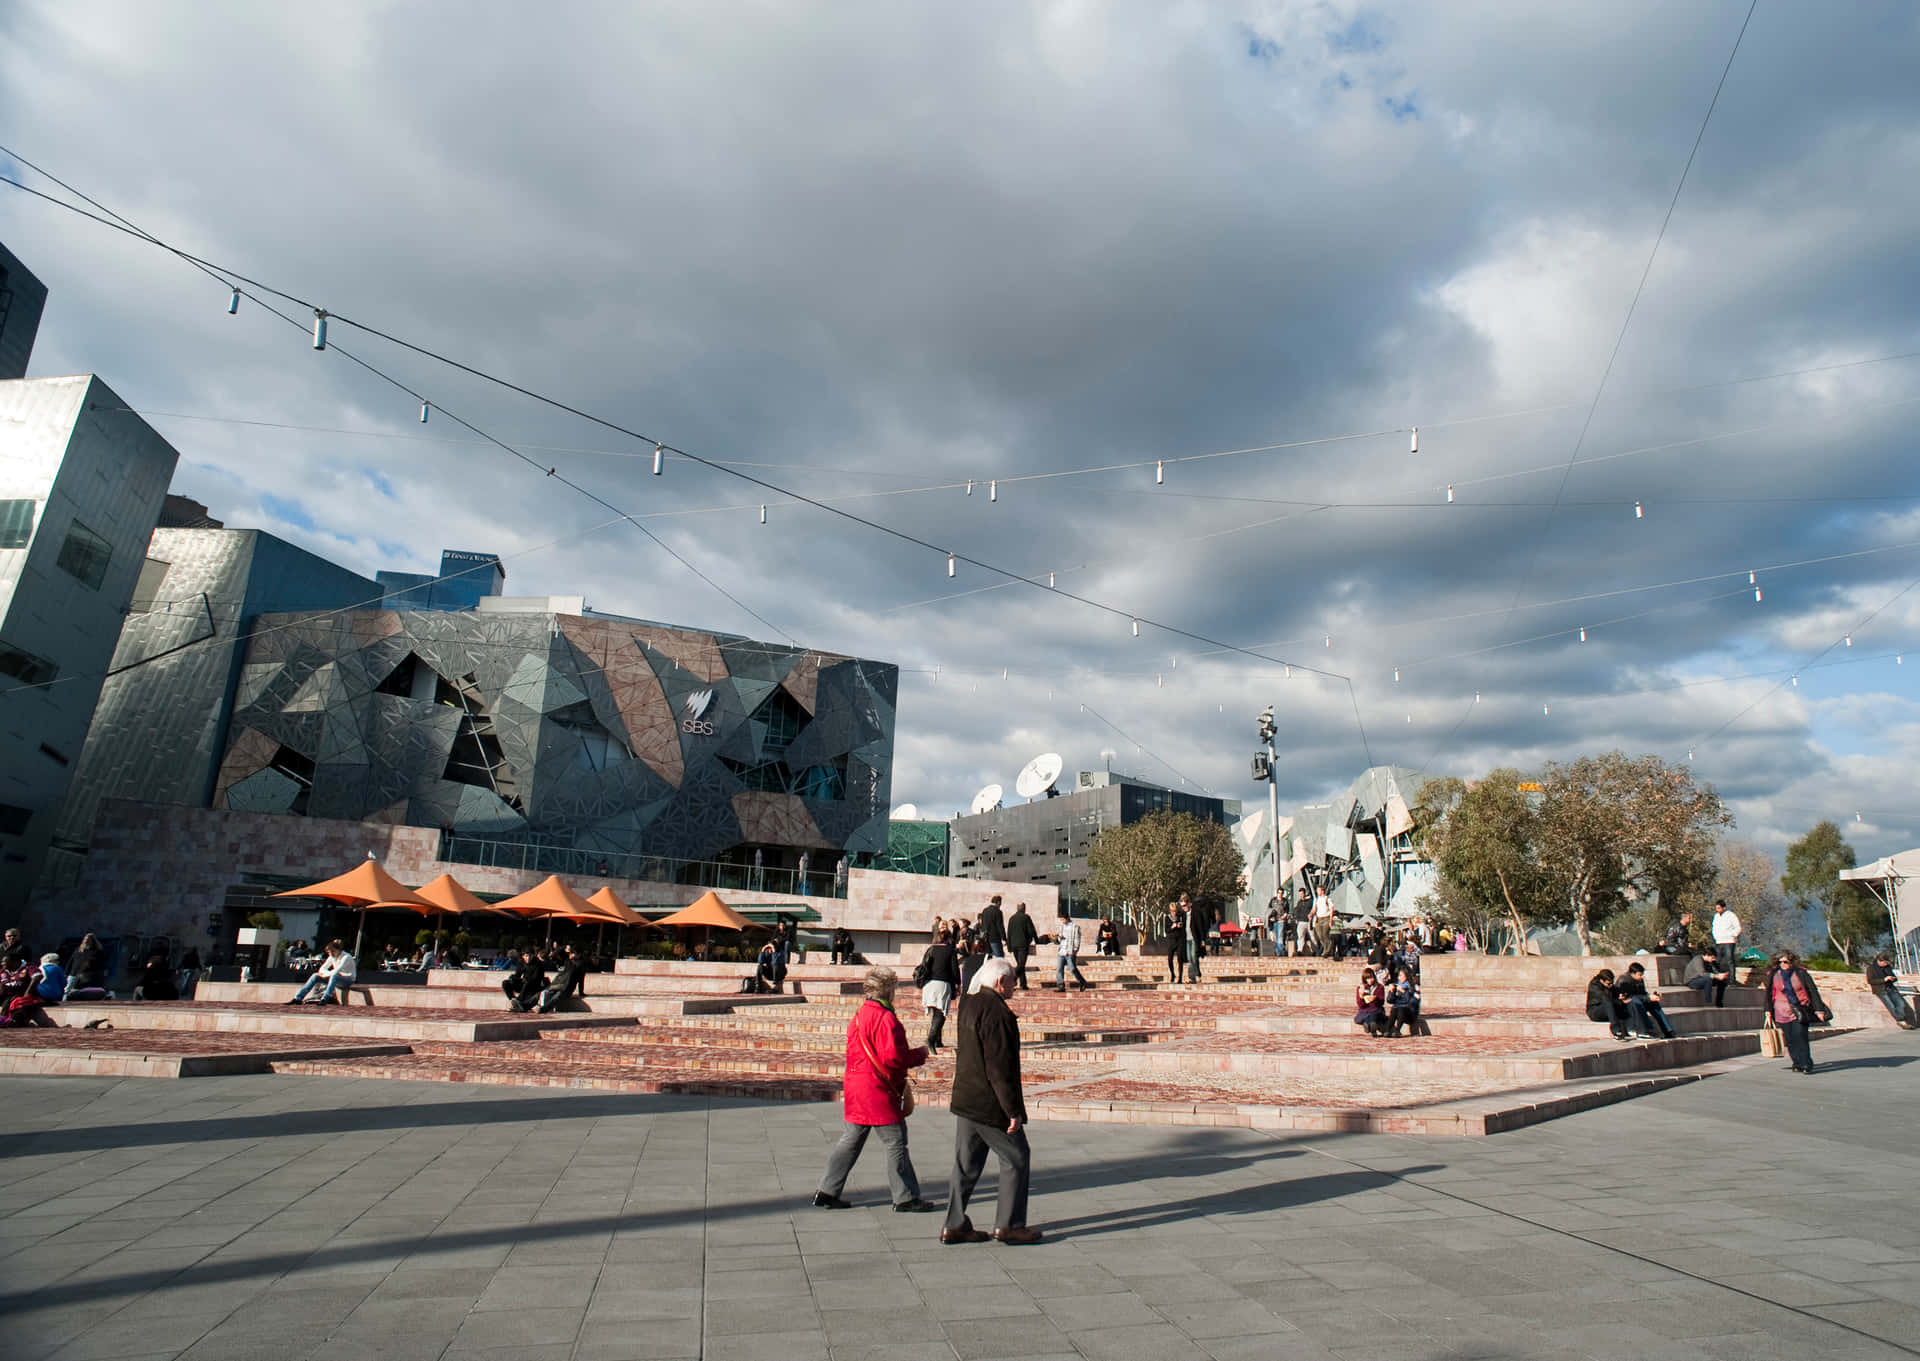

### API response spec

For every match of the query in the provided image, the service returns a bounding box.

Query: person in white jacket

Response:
[1710,900,1742,980]
[1053,910,1089,991]
[285,941,357,1005]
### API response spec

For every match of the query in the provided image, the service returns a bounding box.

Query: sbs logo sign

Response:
[681,688,717,736]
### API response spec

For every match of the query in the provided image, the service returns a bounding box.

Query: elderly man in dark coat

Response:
[940,957,1041,1245]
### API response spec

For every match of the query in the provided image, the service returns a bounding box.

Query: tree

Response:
[1534,752,1728,954]
[1085,811,1245,934]
[1782,821,1887,966]
[1421,770,1548,954]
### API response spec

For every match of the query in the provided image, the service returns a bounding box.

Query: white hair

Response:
[969,958,1016,994]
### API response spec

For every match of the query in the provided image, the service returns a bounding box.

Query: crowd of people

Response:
[1349,924,1431,1037]
[0,928,201,1025]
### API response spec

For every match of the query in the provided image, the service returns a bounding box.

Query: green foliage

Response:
[1421,770,1548,952]
[247,909,283,930]
[1782,821,1887,966]
[1534,752,1728,952]
[1086,811,1246,933]
[1595,904,1670,954]
[1803,953,1857,972]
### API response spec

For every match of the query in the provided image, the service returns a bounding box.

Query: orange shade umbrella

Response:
[274,857,430,909]
[653,890,752,932]
[493,874,599,919]
[412,872,499,917]
[585,886,648,927]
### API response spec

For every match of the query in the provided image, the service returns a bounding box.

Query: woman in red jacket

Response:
[814,967,939,1212]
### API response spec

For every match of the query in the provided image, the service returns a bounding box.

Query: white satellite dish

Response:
[890,803,920,821]
[969,784,1004,815]
[1015,752,1064,800]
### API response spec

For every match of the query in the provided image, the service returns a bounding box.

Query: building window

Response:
[55,519,112,590]
[0,642,57,688]
[0,500,32,549]
[0,804,30,837]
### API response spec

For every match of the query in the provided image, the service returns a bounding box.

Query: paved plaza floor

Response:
[0,1030,1915,1361]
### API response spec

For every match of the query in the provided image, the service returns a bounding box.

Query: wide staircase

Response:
[7,948,1889,1133]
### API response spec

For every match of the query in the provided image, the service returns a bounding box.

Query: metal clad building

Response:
[948,770,1231,914]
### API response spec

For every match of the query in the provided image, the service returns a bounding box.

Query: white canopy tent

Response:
[1839,848,1920,974]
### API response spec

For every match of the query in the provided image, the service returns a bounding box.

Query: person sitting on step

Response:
[1684,946,1732,1008]
[501,948,545,1012]
[1613,962,1677,1039]
[537,945,589,1013]
[287,941,357,1005]
[1386,971,1428,1036]
[1587,968,1630,1040]
[754,939,787,994]
[1865,952,1916,1029]
[1354,967,1389,1037]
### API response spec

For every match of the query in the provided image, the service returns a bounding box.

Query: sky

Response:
[4,1,1920,867]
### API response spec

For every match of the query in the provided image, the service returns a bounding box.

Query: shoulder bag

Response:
[858,1020,916,1118]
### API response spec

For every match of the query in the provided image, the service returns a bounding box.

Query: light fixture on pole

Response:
[652,444,664,475]
[419,401,430,424]
[947,552,956,578]
[989,480,997,502]
[1409,427,1418,454]
[227,287,240,315]
[312,309,328,350]
[1156,460,1164,485]
[1634,501,1643,519]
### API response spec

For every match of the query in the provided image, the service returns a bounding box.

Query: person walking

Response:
[1765,949,1831,1074]
[918,928,961,1052]
[1710,900,1742,990]
[1311,889,1334,957]
[815,967,938,1212]
[1053,909,1088,991]
[978,896,1006,960]
[940,959,1040,1245]
[1164,900,1186,982]
[1006,903,1037,991]
[1181,893,1205,983]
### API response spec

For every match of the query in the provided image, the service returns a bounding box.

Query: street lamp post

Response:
[1255,708,1281,947]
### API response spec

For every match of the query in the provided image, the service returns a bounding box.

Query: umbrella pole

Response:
[595,922,604,955]
[353,905,367,960]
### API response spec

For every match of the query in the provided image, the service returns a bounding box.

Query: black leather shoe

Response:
[894,1199,939,1213]
[812,1192,851,1209]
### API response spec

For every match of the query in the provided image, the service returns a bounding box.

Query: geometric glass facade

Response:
[213,606,898,871]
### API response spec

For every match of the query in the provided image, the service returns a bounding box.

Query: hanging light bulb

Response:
[1284,664,1292,679]
[1755,586,1763,602]
[1324,633,1331,648]
[1171,656,1178,670]
[227,287,240,315]
[312,309,328,350]
[759,504,767,525]
[1634,501,1643,519]
[1474,691,1481,702]
[1579,627,1586,643]
[1791,674,1798,687]
[652,444,664,476]
[1393,668,1400,683]
[1845,635,1852,647]
[1749,570,1756,584]
[1446,484,1454,503]
[966,479,974,496]
[1543,703,1550,715]
[1405,713,1411,723]
[1410,427,1419,454]
[1157,675,1163,688]
[1687,748,1694,760]
[1048,571,1055,589]
[947,552,956,578]
[989,480,998,502]
[1131,619,1140,637]
[1899,655,1905,665]
[1156,460,1165,485]
[419,401,430,424]
[1002,668,1007,680]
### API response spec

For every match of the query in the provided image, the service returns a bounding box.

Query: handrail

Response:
[436,831,850,900]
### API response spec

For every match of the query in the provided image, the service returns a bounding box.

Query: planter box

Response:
[235,928,282,947]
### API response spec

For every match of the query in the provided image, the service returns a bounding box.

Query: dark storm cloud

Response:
[4,1,1920,856]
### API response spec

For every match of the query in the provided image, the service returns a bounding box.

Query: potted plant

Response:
[236,909,283,949]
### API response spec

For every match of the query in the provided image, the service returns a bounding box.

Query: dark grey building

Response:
[207,603,899,881]
[948,770,1233,914]
[0,242,48,382]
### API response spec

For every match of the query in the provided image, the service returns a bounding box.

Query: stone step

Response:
[193,981,803,1016]
[1217,1007,1769,1039]
[1024,1031,1760,1082]
[45,1002,641,1044]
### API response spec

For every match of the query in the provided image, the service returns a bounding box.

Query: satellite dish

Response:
[890,803,919,821]
[1015,752,1064,800]
[969,784,1004,815]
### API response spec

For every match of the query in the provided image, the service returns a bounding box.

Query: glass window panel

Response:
[55,519,112,590]
[0,500,32,550]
